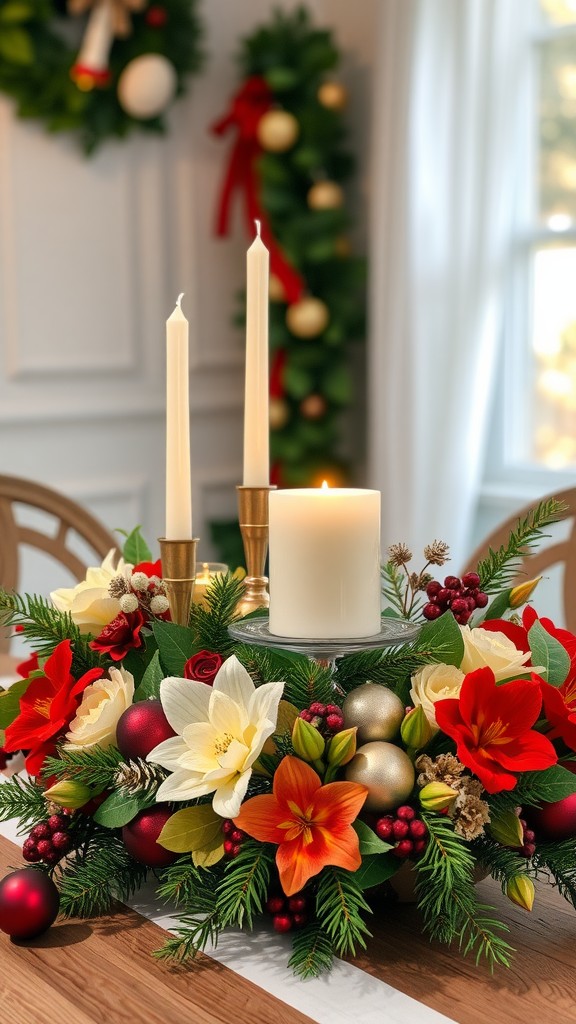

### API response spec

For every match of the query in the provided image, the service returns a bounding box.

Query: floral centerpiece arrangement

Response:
[1,500,576,978]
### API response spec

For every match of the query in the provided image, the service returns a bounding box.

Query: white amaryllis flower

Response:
[51,549,132,635]
[148,655,284,818]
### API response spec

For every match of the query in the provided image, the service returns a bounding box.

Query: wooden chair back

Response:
[465,486,576,633]
[0,474,117,655]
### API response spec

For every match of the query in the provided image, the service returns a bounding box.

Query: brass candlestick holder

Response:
[235,485,276,617]
[159,537,198,626]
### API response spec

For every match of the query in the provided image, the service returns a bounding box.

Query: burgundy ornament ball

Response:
[116,699,176,760]
[122,804,177,867]
[0,868,59,939]
[528,793,576,841]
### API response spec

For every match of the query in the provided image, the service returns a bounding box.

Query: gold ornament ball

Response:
[334,235,352,258]
[269,397,290,430]
[286,297,330,338]
[269,274,286,303]
[257,110,299,152]
[345,742,415,814]
[318,81,348,110]
[342,683,405,744]
[300,394,327,420]
[308,181,344,211]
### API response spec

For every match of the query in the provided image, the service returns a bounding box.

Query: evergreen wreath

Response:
[0,0,203,154]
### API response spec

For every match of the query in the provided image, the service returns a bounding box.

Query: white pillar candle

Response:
[165,294,192,540]
[269,486,382,639]
[243,221,270,486]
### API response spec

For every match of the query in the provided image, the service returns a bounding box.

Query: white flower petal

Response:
[248,680,284,729]
[212,770,252,818]
[156,770,216,803]
[243,720,277,769]
[217,737,250,773]
[147,735,190,770]
[209,688,247,737]
[160,677,211,733]
[213,655,255,706]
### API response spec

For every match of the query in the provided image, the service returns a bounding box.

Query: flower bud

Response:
[292,716,325,762]
[506,874,534,912]
[419,781,458,811]
[509,577,541,609]
[43,779,92,809]
[400,705,433,750]
[326,727,357,767]
[488,808,524,848]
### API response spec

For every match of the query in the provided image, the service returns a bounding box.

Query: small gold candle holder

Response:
[236,485,276,617]
[158,537,198,626]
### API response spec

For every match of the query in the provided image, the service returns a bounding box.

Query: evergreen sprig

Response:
[58,831,148,918]
[43,745,123,789]
[216,840,275,929]
[155,858,223,961]
[191,573,246,655]
[472,835,537,895]
[417,812,513,968]
[380,563,407,619]
[476,499,568,593]
[0,775,47,832]
[0,589,102,675]
[154,910,221,963]
[282,657,335,708]
[315,867,372,957]
[288,921,334,979]
[234,644,293,688]
[534,838,576,908]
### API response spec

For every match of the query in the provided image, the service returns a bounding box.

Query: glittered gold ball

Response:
[317,81,348,110]
[257,110,299,152]
[307,181,344,210]
[300,394,327,420]
[269,274,286,303]
[342,683,405,744]
[269,397,290,430]
[286,297,330,338]
[345,742,415,813]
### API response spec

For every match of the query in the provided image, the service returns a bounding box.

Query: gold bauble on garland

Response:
[334,236,352,258]
[345,742,415,813]
[342,683,405,744]
[257,110,300,152]
[286,297,330,338]
[317,81,348,110]
[269,397,290,430]
[300,394,327,420]
[307,181,344,210]
[269,274,286,303]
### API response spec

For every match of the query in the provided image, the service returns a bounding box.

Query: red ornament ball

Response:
[122,804,177,867]
[0,869,59,939]
[146,5,168,28]
[528,793,576,841]
[116,699,176,760]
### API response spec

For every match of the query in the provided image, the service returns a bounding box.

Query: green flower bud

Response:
[509,577,541,609]
[327,727,357,767]
[506,874,534,912]
[292,716,326,762]
[488,808,524,848]
[400,706,433,750]
[43,779,92,809]
[419,781,458,811]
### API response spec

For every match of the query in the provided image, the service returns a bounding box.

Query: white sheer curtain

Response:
[368,0,529,570]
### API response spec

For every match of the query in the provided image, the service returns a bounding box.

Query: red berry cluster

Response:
[517,818,536,858]
[222,819,246,859]
[423,572,488,625]
[375,806,428,859]
[299,702,344,737]
[23,814,72,866]
[265,892,309,933]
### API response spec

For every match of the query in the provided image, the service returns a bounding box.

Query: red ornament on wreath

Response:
[116,700,176,760]
[0,868,60,939]
[146,5,168,28]
[122,805,178,867]
[300,394,327,420]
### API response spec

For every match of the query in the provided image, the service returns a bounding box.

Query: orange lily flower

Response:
[233,755,368,896]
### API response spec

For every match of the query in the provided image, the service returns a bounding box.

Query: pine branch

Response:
[476,499,568,593]
[58,831,148,918]
[0,589,102,675]
[0,775,48,831]
[472,835,537,896]
[380,562,407,618]
[154,910,220,963]
[234,645,290,688]
[288,921,334,979]
[190,573,246,655]
[315,867,372,957]
[216,840,275,929]
[282,658,335,708]
[42,745,123,789]
[534,838,576,908]
[114,758,168,799]
[156,857,223,909]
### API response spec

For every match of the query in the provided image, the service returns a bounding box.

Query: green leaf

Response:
[353,819,393,855]
[283,363,313,399]
[0,26,33,64]
[152,619,196,676]
[528,619,570,685]
[93,788,154,828]
[158,805,223,854]
[133,649,164,701]
[415,611,464,667]
[526,764,576,804]
[0,676,32,729]
[481,589,513,622]
[0,3,34,22]
[355,853,399,890]
[322,363,353,404]
[119,526,153,565]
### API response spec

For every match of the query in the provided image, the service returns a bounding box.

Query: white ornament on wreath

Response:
[117,54,178,120]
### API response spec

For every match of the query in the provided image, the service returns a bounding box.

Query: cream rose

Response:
[51,549,131,635]
[64,667,135,750]
[410,663,465,729]
[459,625,531,682]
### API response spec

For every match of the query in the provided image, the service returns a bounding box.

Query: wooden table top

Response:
[1,832,575,1024]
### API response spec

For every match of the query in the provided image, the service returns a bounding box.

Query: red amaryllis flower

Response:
[3,639,103,776]
[183,650,224,685]
[434,667,557,793]
[15,651,40,679]
[540,675,576,751]
[89,609,145,661]
[481,606,576,666]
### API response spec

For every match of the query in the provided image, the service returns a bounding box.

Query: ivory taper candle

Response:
[165,293,192,540]
[243,221,270,486]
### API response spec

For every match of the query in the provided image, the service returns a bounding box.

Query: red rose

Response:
[89,609,146,662]
[183,650,224,685]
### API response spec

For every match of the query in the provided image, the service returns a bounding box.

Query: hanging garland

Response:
[0,0,204,154]
[210,6,366,568]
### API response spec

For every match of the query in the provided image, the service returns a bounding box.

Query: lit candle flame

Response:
[176,292,184,309]
[321,480,330,490]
